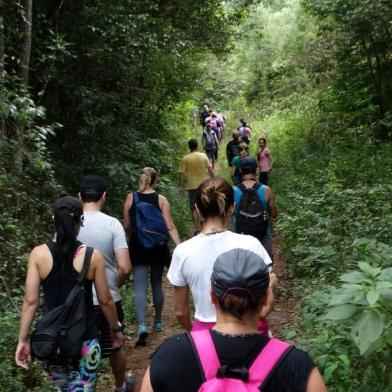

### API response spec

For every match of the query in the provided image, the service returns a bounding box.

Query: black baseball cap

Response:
[54,196,83,217]
[80,175,107,194]
[240,156,257,172]
[211,248,270,303]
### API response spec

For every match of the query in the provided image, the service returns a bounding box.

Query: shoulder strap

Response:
[133,191,139,205]
[237,183,246,193]
[248,338,292,388]
[190,330,220,381]
[252,182,261,191]
[77,246,93,284]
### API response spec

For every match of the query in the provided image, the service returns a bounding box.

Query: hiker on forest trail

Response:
[226,130,241,167]
[142,248,327,392]
[123,167,180,347]
[199,104,209,129]
[77,176,135,392]
[202,124,220,170]
[168,177,273,334]
[234,157,277,259]
[179,139,214,232]
[257,137,273,185]
[231,142,249,184]
[239,121,252,144]
[15,196,124,392]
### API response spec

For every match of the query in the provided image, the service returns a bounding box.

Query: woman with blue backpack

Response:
[123,167,180,346]
[141,248,326,391]
[15,196,124,391]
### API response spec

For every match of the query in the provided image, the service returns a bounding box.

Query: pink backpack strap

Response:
[190,330,220,381]
[248,338,292,388]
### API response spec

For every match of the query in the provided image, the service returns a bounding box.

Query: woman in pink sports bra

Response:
[257,137,273,185]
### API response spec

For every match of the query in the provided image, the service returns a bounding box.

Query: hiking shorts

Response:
[94,300,124,358]
[205,149,216,162]
[187,189,198,211]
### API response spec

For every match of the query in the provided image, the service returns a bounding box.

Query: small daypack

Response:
[133,192,168,249]
[235,183,269,237]
[204,131,217,151]
[30,247,93,363]
[190,330,291,391]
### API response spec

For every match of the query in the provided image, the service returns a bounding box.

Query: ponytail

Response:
[138,167,157,192]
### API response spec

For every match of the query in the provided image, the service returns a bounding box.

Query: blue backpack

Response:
[133,192,169,249]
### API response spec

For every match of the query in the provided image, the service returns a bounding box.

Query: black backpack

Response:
[235,183,269,238]
[30,246,93,363]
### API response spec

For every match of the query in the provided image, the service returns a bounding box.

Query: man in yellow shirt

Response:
[179,139,214,232]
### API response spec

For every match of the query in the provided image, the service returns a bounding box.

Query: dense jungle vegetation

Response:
[1,0,391,390]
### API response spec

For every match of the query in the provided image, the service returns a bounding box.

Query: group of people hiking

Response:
[15,127,327,391]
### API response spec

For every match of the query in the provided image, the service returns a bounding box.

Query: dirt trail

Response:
[96,235,295,391]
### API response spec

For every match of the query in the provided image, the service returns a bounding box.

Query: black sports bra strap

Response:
[77,246,94,284]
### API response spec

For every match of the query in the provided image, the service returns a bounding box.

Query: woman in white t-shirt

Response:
[167,177,273,333]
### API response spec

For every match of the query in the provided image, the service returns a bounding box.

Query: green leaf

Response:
[379,268,392,280]
[366,290,380,306]
[358,262,380,276]
[351,310,384,355]
[324,304,358,320]
[385,328,392,346]
[376,281,392,290]
[340,271,366,284]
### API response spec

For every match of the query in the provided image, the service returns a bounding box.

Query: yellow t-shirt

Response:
[180,151,211,190]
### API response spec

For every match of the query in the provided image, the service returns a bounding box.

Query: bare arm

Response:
[174,285,192,331]
[214,134,220,150]
[123,193,133,232]
[141,366,153,392]
[260,273,277,318]
[306,368,327,392]
[115,248,131,287]
[268,151,273,171]
[179,172,186,196]
[265,187,278,219]
[159,195,181,245]
[15,247,41,369]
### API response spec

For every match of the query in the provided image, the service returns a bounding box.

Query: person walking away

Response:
[199,104,209,130]
[239,121,252,144]
[234,157,277,259]
[179,139,214,233]
[77,176,135,392]
[230,142,248,185]
[257,137,273,185]
[15,196,124,392]
[209,112,222,141]
[123,167,180,346]
[216,108,226,139]
[202,123,220,171]
[167,177,273,334]
[142,248,327,392]
[226,130,240,167]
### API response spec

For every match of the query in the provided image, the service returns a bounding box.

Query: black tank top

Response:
[42,240,99,340]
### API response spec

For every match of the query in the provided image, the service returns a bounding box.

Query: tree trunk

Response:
[20,0,32,85]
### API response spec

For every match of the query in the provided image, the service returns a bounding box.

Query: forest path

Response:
[96,139,295,391]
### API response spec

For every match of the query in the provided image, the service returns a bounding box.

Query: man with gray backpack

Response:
[233,157,277,259]
[202,123,220,171]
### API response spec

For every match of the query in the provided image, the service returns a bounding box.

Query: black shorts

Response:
[94,300,124,358]
[187,189,197,211]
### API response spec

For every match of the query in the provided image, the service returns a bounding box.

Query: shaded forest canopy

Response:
[1,0,392,390]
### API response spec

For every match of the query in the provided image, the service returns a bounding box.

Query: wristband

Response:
[109,322,122,333]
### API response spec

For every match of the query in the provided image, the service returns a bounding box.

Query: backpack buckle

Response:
[217,365,249,381]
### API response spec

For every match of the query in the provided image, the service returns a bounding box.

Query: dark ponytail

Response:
[53,197,83,275]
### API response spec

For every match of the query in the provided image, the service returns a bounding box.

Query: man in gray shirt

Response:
[78,175,134,392]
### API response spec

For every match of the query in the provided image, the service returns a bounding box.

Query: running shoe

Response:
[153,321,164,331]
[134,324,148,347]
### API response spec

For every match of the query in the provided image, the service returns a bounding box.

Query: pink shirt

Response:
[259,148,271,172]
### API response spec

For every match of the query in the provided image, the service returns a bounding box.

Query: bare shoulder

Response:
[30,243,50,260]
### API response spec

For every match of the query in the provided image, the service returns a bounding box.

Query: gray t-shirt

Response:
[77,210,128,305]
